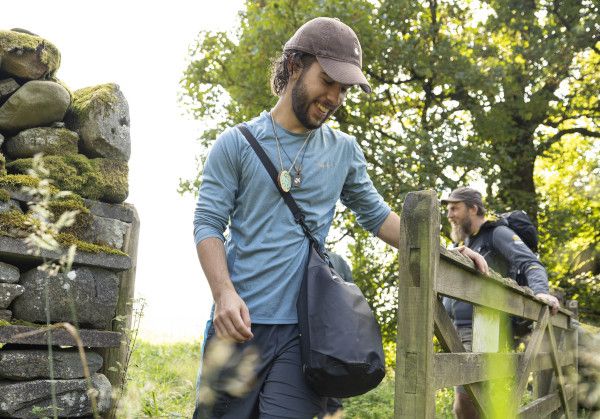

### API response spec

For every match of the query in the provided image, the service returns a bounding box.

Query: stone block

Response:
[0,373,111,418]
[11,267,119,329]
[0,30,60,80]
[66,83,130,161]
[0,349,103,380]
[5,127,79,158]
[0,81,70,133]
[0,283,24,309]
[0,261,19,283]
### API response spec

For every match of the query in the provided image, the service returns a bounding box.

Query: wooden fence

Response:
[394,190,579,418]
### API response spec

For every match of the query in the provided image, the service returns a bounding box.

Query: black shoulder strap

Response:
[236,123,319,246]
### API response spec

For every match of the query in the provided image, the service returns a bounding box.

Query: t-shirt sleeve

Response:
[193,129,241,245]
[491,226,549,294]
[340,138,391,235]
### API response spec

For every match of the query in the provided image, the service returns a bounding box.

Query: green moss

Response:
[48,197,89,216]
[0,210,125,256]
[0,153,5,176]
[48,196,93,238]
[57,233,127,256]
[0,174,62,195]
[70,83,120,119]
[0,209,37,237]
[6,154,128,203]
[0,188,9,203]
[0,174,38,188]
[0,30,60,76]
[6,318,43,327]
[0,319,10,327]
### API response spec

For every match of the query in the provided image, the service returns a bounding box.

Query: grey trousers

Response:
[194,323,326,419]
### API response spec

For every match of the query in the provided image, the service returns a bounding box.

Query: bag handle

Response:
[236,123,321,248]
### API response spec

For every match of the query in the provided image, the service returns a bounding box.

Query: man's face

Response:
[447,201,473,243]
[290,61,351,129]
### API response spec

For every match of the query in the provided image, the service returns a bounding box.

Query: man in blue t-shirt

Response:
[193,18,487,418]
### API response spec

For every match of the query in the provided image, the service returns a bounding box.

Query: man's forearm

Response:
[196,237,235,300]
[376,211,401,248]
[196,237,254,340]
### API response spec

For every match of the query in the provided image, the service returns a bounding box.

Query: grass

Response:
[117,340,202,418]
[118,341,455,418]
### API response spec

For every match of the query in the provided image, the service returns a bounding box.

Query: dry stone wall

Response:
[0,28,138,418]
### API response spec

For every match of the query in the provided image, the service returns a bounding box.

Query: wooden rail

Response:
[394,190,578,418]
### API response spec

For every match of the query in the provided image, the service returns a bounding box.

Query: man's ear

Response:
[468,204,479,217]
[288,60,302,82]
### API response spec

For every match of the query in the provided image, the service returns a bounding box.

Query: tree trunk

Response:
[495,131,539,225]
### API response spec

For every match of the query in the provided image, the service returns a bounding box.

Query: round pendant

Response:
[278,170,292,192]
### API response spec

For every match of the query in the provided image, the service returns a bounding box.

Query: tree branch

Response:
[365,68,417,85]
[538,127,600,153]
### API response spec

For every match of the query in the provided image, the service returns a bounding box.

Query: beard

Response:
[450,217,472,243]
[291,71,333,130]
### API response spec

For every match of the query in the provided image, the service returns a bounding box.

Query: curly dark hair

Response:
[270,50,316,96]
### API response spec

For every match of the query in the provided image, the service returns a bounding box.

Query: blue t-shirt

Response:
[193,111,390,324]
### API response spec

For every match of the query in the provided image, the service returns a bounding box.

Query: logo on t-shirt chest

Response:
[318,161,336,169]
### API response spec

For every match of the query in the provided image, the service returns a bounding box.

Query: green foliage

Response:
[536,136,600,324]
[343,375,396,418]
[181,0,600,341]
[117,340,201,418]
[119,342,458,418]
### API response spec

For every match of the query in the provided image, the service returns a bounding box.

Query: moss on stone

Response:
[70,83,120,120]
[5,127,79,158]
[6,154,128,203]
[47,195,92,238]
[0,174,40,188]
[0,153,5,176]
[48,197,89,216]
[0,30,60,76]
[57,233,127,256]
[0,189,9,203]
[0,209,37,237]
[0,318,45,327]
[0,209,125,256]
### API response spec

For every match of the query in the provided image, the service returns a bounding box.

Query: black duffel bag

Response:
[237,124,386,398]
[297,243,386,397]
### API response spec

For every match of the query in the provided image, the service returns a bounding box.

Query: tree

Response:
[180,0,600,337]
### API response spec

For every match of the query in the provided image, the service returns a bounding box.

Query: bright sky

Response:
[1,0,244,342]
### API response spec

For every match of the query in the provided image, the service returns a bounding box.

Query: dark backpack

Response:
[498,210,539,337]
[499,210,538,253]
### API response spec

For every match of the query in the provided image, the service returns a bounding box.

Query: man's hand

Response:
[213,288,254,342]
[455,246,489,275]
[535,293,560,315]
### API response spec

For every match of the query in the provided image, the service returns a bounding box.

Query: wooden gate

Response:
[394,190,578,418]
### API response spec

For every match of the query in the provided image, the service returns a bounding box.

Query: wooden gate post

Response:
[395,190,439,418]
[100,205,140,400]
[566,300,578,418]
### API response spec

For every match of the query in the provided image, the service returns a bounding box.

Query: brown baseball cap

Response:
[441,187,486,212]
[284,17,372,93]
